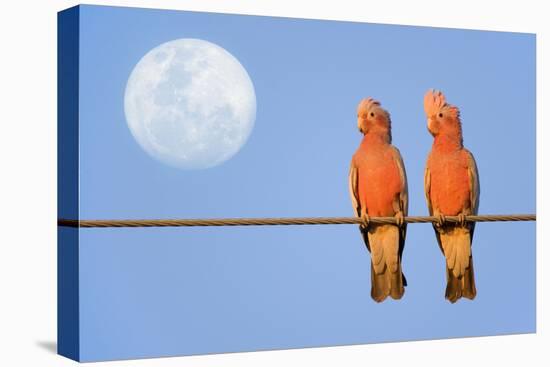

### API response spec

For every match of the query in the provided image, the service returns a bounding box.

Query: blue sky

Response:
[73,4,535,361]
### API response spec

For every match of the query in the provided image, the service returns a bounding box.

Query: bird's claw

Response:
[395,212,404,227]
[360,213,370,229]
[435,213,446,227]
[457,213,467,227]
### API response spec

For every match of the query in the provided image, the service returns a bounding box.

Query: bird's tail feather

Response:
[368,225,405,302]
[441,228,477,303]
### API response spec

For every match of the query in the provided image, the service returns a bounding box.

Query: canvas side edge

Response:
[57,5,81,362]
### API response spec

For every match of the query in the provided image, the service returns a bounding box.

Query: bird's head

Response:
[423,89,462,141]
[357,98,391,139]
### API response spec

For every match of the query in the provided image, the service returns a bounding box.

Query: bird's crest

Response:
[424,89,460,119]
[423,89,447,117]
[358,97,381,114]
[358,97,391,122]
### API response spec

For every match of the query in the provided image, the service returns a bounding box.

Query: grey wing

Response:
[465,150,480,243]
[390,146,408,260]
[424,164,432,216]
[349,159,360,217]
[348,159,370,252]
[424,164,444,254]
[465,150,480,215]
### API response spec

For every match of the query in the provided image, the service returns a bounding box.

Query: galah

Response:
[349,98,408,302]
[423,89,480,303]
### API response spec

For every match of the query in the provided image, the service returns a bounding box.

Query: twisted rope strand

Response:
[57,214,536,228]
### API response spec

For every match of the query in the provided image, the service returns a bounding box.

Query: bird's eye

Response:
[370,112,375,117]
[438,113,443,118]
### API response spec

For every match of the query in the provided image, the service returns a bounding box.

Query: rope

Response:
[57,214,536,228]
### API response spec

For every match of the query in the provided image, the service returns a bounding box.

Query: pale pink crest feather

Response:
[423,89,447,117]
[357,97,381,114]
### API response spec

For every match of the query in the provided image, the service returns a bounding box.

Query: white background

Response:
[0,0,547,365]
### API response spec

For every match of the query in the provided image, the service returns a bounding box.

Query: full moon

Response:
[124,38,257,169]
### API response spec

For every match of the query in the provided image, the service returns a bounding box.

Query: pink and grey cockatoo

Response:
[349,98,408,302]
[423,89,480,303]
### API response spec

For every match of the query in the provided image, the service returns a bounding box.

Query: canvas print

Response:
[57,4,536,362]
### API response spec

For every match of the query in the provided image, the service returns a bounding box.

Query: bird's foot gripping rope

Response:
[457,213,466,227]
[394,212,405,227]
[360,213,370,229]
[435,213,446,227]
